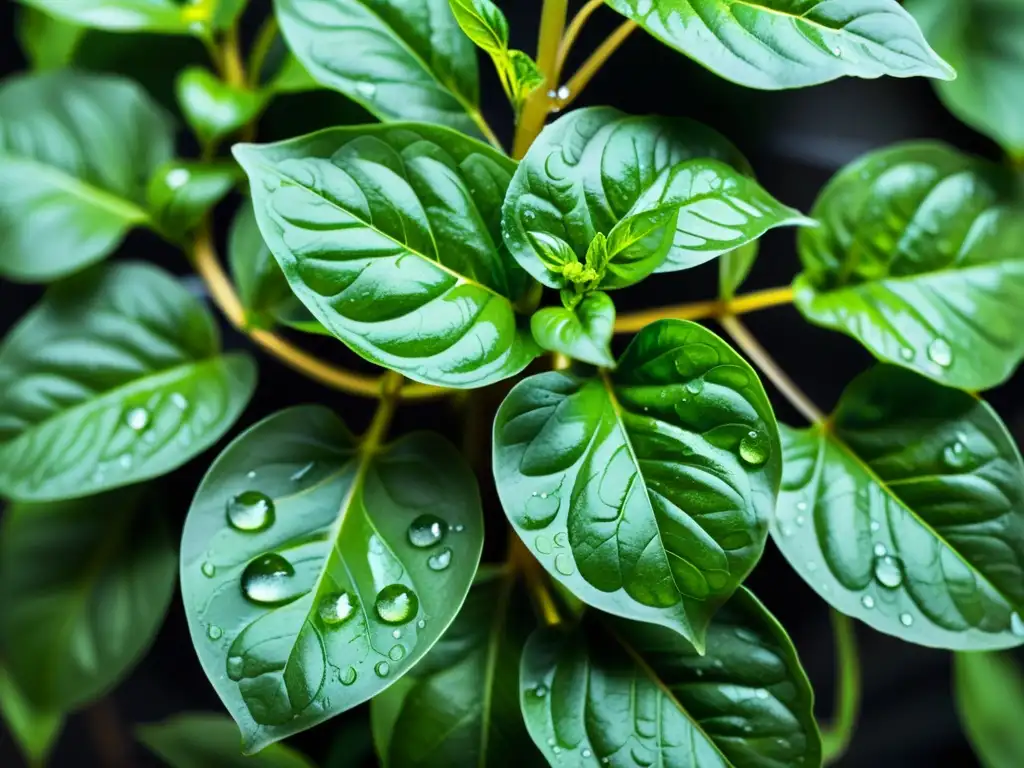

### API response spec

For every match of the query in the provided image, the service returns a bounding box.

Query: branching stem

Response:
[554,0,606,83]
[614,285,795,332]
[561,20,637,110]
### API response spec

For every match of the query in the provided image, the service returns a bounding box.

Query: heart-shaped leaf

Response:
[0,71,173,282]
[0,262,257,502]
[19,0,245,35]
[0,485,176,710]
[372,567,541,766]
[520,588,821,767]
[0,668,63,766]
[176,67,265,146]
[181,406,484,752]
[274,0,485,138]
[795,142,1024,391]
[493,319,780,650]
[772,365,1024,650]
[605,0,954,90]
[234,124,539,388]
[955,652,1024,768]
[531,292,616,368]
[147,160,239,240]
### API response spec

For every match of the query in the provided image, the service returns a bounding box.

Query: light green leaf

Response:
[0,486,176,710]
[449,0,509,55]
[520,588,821,767]
[181,406,484,752]
[506,49,544,107]
[493,319,780,650]
[374,568,541,767]
[16,6,85,70]
[138,713,316,768]
[795,142,1024,391]
[909,0,1024,159]
[772,365,1024,651]
[176,67,265,146]
[955,652,1024,768]
[502,108,765,291]
[17,0,245,35]
[0,668,63,766]
[0,71,173,282]
[0,262,257,502]
[274,0,484,137]
[605,0,955,90]
[719,242,759,300]
[147,161,239,239]
[234,124,539,388]
[531,292,616,368]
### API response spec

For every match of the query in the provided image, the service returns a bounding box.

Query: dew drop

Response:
[795,515,805,527]
[832,46,842,56]
[738,429,771,466]
[417,619,426,629]
[1011,612,1024,637]
[374,660,390,677]
[427,547,453,571]
[899,346,915,361]
[166,167,191,189]
[869,520,881,533]
[226,655,244,681]
[534,684,548,698]
[582,748,593,758]
[340,666,357,685]
[522,492,559,530]
[241,553,301,605]
[389,644,406,661]
[796,500,808,512]
[171,392,188,410]
[899,613,914,627]
[873,555,904,589]
[318,591,356,625]
[685,378,704,395]
[755,688,769,700]
[408,514,446,548]
[201,561,216,578]
[118,453,133,469]
[552,746,561,755]
[943,440,969,469]
[554,552,575,576]
[556,85,570,100]
[927,338,953,368]
[356,82,377,98]
[392,629,401,639]
[806,560,817,572]
[523,209,536,223]
[873,543,887,557]
[861,595,875,609]
[226,491,275,532]
[375,584,418,624]
[207,624,223,640]
[535,535,553,555]
[125,407,149,431]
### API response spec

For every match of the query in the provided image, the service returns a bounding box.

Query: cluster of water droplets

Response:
[898,337,953,369]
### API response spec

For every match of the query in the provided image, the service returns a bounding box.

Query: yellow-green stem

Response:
[554,0,606,84]
[248,16,279,89]
[822,610,862,764]
[614,285,795,332]
[561,20,637,110]
[512,0,568,158]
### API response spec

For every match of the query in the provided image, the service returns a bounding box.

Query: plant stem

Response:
[614,285,795,333]
[719,314,827,424]
[512,0,568,158]
[363,371,404,448]
[248,16,279,89]
[822,610,862,765]
[554,0,606,83]
[220,25,246,89]
[561,20,637,109]
[470,108,505,153]
[509,536,562,627]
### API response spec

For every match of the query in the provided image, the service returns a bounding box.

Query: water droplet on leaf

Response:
[927,338,953,368]
[375,584,418,624]
[873,543,887,557]
[899,613,914,627]
[171,392,188,410]
[241,553,301,605]
[374,660,390,677]
[899,347,914,361]
[318,591,356,625]
[535,535,553,555]
[389,644,406,661]
[738,429,771,466]
[685,378,704,395]
[943,440,969,468]
[341,666,357,685]
[226,491,275,532]
[522,492,559,529]
[534,684,548,697]
[125,407,149,431]
[873,555,903,589]
[408,514,446,548]
[554,553,575,575]
[201,561,216,578]
[207,624,222,640]
[356,82,376,98]
[427,547,453,571]
[226,655,243,680]
[861,595,875,609]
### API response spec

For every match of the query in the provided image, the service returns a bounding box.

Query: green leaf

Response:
[274,0,484,138]
[520,588,822,767]
[506,50,544,108]
[531,292,616,368]
[371,676,415,762]
[0,486,176,710]
[0,262,257,502]
[503,108,767,291]
[719,242,759,300]
[449,0,509,55]
[493,319,781,650]
[138,713,317,768]
[605,0,955,90]
[374,567,541,766]
[0,668,63,766]
[17,6,85,70]
[795,142,1024,391]
[181,406,484,752]
[147,161,239,239]
[0,71,173,282]
[176,67,265,146]
[955,652,1024,768]
[771,365,1024,651]
[908,0,1024,159]
[18,0,245,36]
[234,124,539,388]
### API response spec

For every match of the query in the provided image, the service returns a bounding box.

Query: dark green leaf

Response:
[0,668,63,765]
[181,406,484,752]
[520,588,821,767]
[234,124,539,388]
[274,0,485,138]
[0,262,257,502]
[138,713,316,768]
[18,0,245,35]
[531,292,616,368]
[147,161,239,239]
[605,0,954,90]
[955,652,1024,768]
[374,567,542,767]
[449,0,509,55]
[371,676,415,762]
[719,242,759,300]
[323,714,375,768]
[0,486,176,710]
[16,6,85,70]
[0,71,173,282]
[176,67,265,146]
[772,365,1024,650]
[795,142,1024,391]
[493,319,780,650]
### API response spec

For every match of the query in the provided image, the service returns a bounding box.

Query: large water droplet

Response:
[927,338,953,368]
[427,548,452,571]
[408,514,446,548]
[125,407,149,431]
[226,491,275,532]
[555,553,575,576]
[340,666,357,685]
[861,595,875,609]
[522,492,559,530]
[318,591,356,625]
[374,660,390,677]
[375,584,418,624]
[873,555,903,589]
[226,655,244,680]
[1011,612,1024,637]
[739,430,771,466]
[241,553,301,605]
[685,378,705,395]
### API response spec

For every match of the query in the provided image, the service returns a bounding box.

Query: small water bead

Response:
[535,535,553,555]
[755,688,769,700]
[552,747,561,755]
[427,547,453,571]
[738,430,771,466]
[806,561,818,572]
[795,515,805,527]
[581,748,592,758]
[554,553,575,576]
[318,591,356,625]
[869,521,881,533]
[900,613,914,627]
[417,619,426,629]
[389,644,406,661]
[119,454,133,469]
[166,167,191,189]
[796,501,808,512]
[1011,612,1024,637]
[944,440,969,469]
[534,684,548,698]
[340,666,357,685]
[241,553,301,605]
[408,514,446,548]
[125,407,149,431]
[556,85,571,100]
[201,561,216,578]
[685,378,705,395]
[207,624,223,640]
[392,629,402,639]
[861,595,875,609]
[873,543,887,557]
[873,555,904,589]
[170,392,188,410]
[927,338,953,368]
[553,531,568,549]
[356,82,377,98]
[452,524,464,533]
[246,470,256,479]
[226,491,275,532]
[226,655,244,680]
[375,584,419,624]
[899,347,915,361]
[374,660,390,677]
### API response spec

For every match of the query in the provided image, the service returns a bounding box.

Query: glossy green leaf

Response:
[181,406,484,752]
[605,0,954,90]
[374,567,542,767]
[0,71,173,282]
[0,262,257,502]
[503,108,770,291]
[955,652,1024,768]
[138,713,316,768]
[274,0,485,137]
[795,142,1024,391]
[909,0,1024,158]
[147,161,239,239]
[531,292,616,368]
[719,242,759,300]
[18,0,245,35]
[17,6,85,70]
[176,67,265,146]
[772,365,1024,650]
[506,50,545,108]
[0,486,176,710]
[449,0,508,55]
[520,588,821,767]
[493,319,781,650]
[0,668,63,766]
[371,676,416,762]
[234,124,539,388]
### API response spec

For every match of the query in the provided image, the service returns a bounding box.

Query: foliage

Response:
[0,0,1022,767]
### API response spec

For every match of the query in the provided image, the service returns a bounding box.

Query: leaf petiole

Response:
[614,285,796,332]
[822,610,862,765]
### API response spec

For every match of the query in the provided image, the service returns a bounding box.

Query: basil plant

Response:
[1,0,1023,766]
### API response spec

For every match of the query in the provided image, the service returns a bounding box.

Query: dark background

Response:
[1,1,1021,765]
